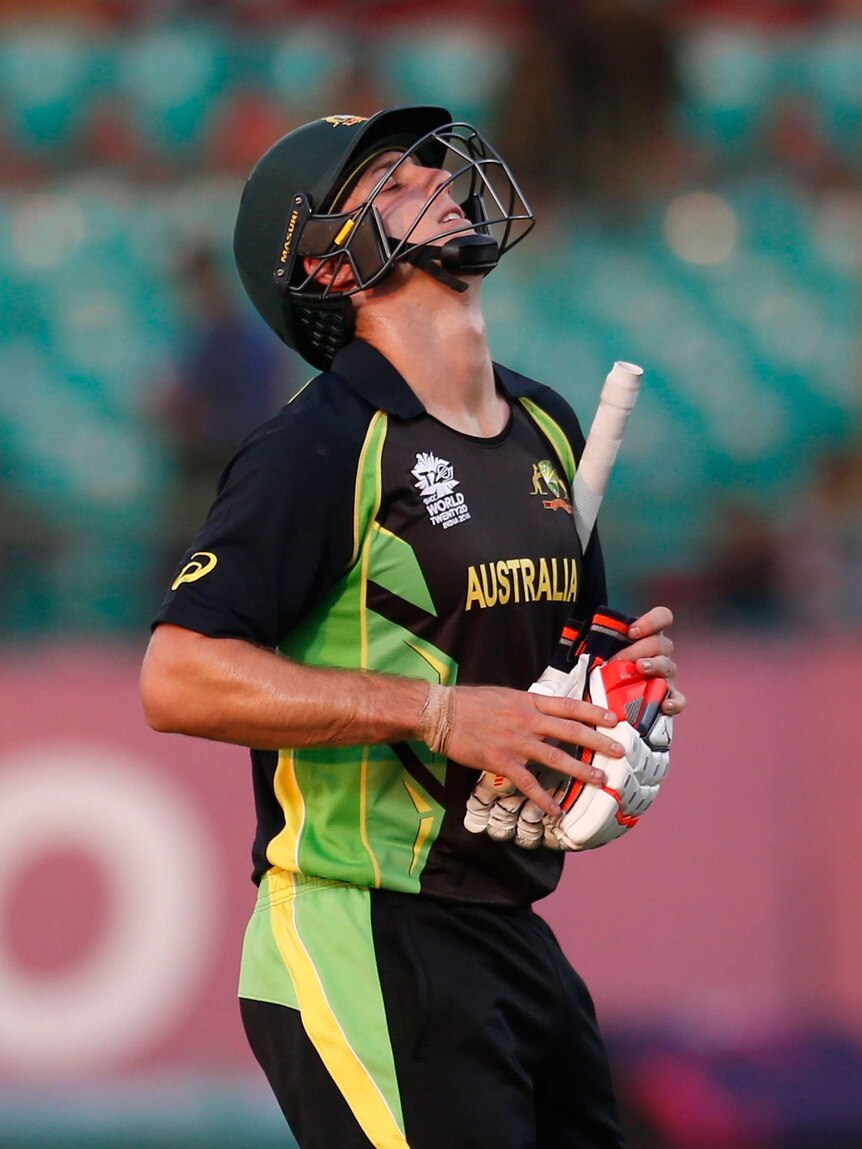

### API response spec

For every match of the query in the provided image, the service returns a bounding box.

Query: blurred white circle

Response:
[124,30,216,108]
[678,28,771,109]
[664,192,739,266]
[1,28,89,104]
[0,746,217,1075]
[11,193,85,270]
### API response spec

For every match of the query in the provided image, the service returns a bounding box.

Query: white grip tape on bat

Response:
[573,361,642,550]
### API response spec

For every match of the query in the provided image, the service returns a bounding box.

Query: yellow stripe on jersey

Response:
[518,398,577,485]
[402,638,452,686]
[270,749,306,873]
[358,501,382,887]
[403,781,435,878]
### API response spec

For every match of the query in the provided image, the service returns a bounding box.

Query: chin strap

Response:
[398,245,470,292]
[393,234,500,294]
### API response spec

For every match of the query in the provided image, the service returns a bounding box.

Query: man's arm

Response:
[141,623,428,748]
[140,623,627,817]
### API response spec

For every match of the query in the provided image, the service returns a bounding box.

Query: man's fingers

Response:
[628,605,673,639]
[538,741,608,787]
[616,633,673,664]
[535,717,623,761]
[510,744,607,815]
[510,767,561,816]
[532,694,618,727]
[634,654,677,680]
[451,682,635,803]
[663,685,686,714]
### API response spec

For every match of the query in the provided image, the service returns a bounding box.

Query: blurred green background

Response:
[1,0,859,639]
[2,2,862,1147]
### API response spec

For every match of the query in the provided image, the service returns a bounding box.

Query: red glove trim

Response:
[602,785,640,828]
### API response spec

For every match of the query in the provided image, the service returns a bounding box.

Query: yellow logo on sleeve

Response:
[171,552,218,590]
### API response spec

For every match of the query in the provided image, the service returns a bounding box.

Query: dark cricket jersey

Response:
[154,339,607,907]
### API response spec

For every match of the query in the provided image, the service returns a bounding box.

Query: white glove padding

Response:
[464,606,673,852]
[504,765,568,849]
[463,627,588,840]
[463,772,518,835]
[547,660,672,851]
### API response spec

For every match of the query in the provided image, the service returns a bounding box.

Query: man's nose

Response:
[412,164,452,196]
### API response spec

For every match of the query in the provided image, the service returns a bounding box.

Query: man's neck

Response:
[355,277,509,438]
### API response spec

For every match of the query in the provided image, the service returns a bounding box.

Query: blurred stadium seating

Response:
[0,7,859,633]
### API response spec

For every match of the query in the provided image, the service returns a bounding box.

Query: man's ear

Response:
[302,254,356,293]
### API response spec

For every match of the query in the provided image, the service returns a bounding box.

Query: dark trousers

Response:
[242,889,625,1149]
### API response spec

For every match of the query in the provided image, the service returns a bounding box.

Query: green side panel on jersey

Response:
[278,568,441,670]
[272,405,454,892]
[278,605,454,891]
[368,523,437,616]
[286,745,374,886]
[518,397,577,485]
[351,410,389,566]
[278,406,387,667]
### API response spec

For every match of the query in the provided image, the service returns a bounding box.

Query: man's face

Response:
[339,148,475,248]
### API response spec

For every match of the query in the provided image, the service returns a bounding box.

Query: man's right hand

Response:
[451,684,624,821]
[461,608,634,841]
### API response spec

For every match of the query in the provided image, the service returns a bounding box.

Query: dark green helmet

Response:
[233,106,534,368]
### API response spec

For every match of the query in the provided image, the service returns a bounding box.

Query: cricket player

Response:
[141,106,684,1149]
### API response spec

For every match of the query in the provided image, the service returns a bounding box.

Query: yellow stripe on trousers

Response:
[268,871,410,1149]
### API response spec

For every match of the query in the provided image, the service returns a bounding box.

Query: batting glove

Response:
[464,608,673,852]
[548,620,672,851]
[506,608,640,849]
[463,615,596,843]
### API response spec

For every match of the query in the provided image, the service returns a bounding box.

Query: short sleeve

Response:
[153,380,371,647]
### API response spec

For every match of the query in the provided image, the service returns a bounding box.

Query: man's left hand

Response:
[616,605,686,718]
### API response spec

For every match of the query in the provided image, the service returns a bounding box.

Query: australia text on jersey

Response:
[465,556,578,610]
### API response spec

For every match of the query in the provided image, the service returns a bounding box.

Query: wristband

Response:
[417,684,454,757]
